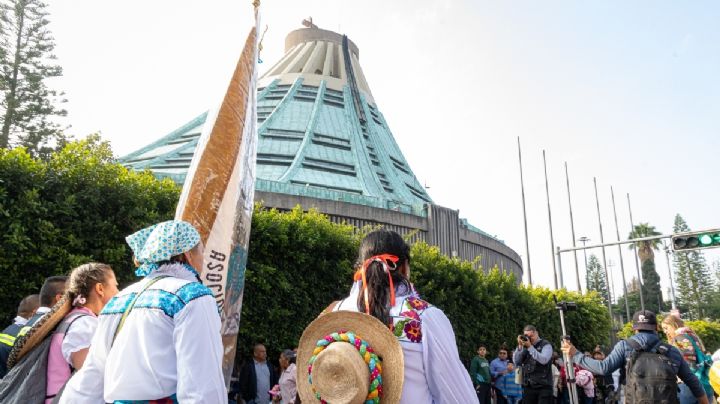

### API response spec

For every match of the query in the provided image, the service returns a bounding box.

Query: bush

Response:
[0,144,613,367]
[239,213,612,365]
[0,137,179,323]
[411,242,611,362]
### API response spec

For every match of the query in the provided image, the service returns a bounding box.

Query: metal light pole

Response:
[517,137,532,285]
[594,178,614,322]
[565,162,581,292]
[662,240,678,311]
[578,236,590,290]
[626,193,645,311]
[611,187,631,321]
[544,150,561,289]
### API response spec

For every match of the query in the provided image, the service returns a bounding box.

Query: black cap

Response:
[632,310,657,331]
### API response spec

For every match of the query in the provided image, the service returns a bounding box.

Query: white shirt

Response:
[61,314,98,364]
[13,316,28,326]
[334,281,478,404]
[60,263,226,403]
[279,363,297,404]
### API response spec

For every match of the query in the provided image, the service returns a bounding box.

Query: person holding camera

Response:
[513,325,554,404]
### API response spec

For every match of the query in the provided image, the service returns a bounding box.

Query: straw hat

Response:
[297,311,404,404]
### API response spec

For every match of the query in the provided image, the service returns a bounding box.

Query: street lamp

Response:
[578,237,590,283]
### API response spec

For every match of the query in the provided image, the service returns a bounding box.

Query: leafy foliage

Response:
[236,206,360,364]
[586,254,609,305]
[239,218,613,366]
[0,0,67,154]
[0,144,614,368]
[0,136,179,323]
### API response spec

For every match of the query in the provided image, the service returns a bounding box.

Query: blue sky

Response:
[47,1,720,302]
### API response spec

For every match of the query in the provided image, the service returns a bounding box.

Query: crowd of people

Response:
[0,220,718,404]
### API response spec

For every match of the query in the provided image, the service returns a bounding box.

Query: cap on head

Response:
[632,310,658,331]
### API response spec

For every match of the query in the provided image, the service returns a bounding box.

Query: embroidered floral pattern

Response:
[390,296,431,343]
[403,320,422,342]
[407,296,429,310]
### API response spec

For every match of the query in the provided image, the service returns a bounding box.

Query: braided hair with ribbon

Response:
[354,229,411,327]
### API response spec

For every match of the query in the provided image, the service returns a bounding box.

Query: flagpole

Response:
[565,162,581,292]
[544,150,560,289]
[611,186,631,321]
[518,137,532,285]
[594,177,614,324]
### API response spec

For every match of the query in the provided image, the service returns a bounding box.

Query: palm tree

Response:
[628,223,664,312]
[628,223,662,264]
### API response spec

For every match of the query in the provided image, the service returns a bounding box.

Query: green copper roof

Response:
[120,80,433,216]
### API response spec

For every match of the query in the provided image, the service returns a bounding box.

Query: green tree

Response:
[673,214,711,320]
[628,223,663,312]
[0,0,66,154]
[586,254,609,304]
[613,278,642,321]
[0,135,179,323]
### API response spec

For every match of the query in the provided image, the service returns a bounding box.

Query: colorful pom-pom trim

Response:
[307,330,383,404]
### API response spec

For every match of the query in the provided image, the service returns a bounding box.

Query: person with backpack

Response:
[0,294,39,378]
[561,310,709,404]
[59,220,226,403]
[662,314,715,404]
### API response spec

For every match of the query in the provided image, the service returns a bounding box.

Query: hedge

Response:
[0,138,179,323]
[240,207,612,365]
[0,141,613,368]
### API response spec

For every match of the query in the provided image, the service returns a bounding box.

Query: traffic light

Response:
[672,230,720,252]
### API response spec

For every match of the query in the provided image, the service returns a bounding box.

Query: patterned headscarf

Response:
[126,220,201,277]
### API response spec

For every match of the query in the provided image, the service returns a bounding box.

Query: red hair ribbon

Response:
[353,254,400,315]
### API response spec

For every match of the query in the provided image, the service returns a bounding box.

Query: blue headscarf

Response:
[126,220,201,277]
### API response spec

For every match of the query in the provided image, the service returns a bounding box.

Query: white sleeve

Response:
[58,316,111,404]
[422,307,479,404]
[174,294,226,403]
[61,315,98,364]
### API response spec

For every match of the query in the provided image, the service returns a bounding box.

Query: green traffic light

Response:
[699,234,713,246]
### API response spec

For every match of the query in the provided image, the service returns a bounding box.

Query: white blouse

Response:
[59,263,226,403]
[279,363,297,404]
[334,281,479,404]
[61,314,98,364]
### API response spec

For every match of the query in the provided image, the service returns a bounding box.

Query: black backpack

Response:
[624,338,679,404]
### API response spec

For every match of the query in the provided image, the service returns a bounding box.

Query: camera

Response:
[553,295,577,313]
[519,335,529,342]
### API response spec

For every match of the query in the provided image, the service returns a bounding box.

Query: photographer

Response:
[513,325,554,404]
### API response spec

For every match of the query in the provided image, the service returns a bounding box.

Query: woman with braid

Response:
[44,263,118,403]
[3,263,118,404]
[328,229,478,403]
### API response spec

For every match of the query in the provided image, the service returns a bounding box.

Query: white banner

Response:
[175,25,258,385]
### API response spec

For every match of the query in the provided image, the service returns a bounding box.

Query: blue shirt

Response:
[490,357,522,398]
[572,331,705,399]
[254,360,271,404]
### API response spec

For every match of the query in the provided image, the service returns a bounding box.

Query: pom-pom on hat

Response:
[297,311,404,404]
[126,220,201,277]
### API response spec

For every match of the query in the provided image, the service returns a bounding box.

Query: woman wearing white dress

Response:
[330,229,478,403]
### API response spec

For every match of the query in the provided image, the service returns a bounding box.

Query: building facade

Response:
[119,25,523,279]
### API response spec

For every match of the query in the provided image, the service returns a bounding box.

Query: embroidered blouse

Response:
[334,281,478,404]
[59,263,226,403]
